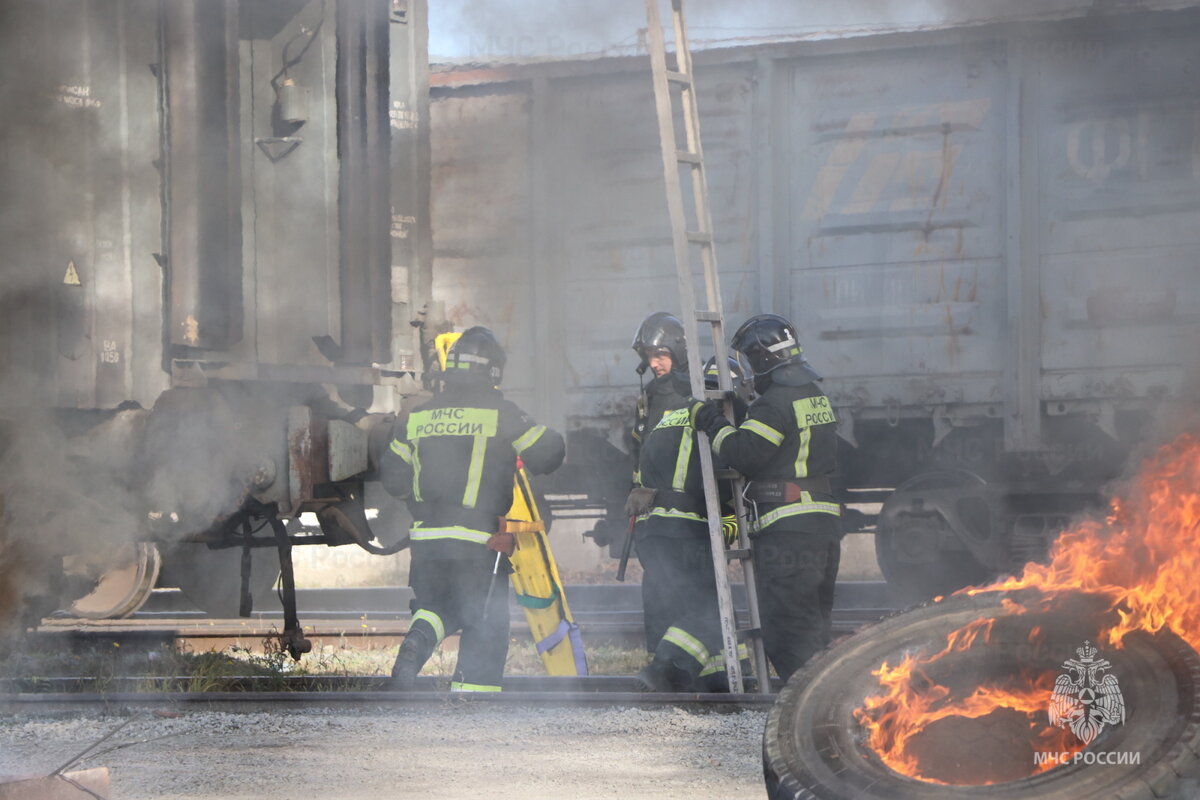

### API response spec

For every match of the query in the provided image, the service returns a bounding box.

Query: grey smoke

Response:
[428,0,1196,60]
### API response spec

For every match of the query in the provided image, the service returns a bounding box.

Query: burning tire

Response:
[763,592,1200,800]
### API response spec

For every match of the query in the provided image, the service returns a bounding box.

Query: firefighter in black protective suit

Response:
[380,326,565,691]
[691,314,842,682]
[626,312,694,653]
[630,354,754,692]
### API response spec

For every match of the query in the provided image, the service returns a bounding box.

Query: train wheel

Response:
[157,542,280,618]
[67,542,161,619]
[874,470,993,605]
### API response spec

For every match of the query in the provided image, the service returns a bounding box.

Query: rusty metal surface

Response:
[287,406,330,515]
[785,40,1007,412]
[429,7,1200,458]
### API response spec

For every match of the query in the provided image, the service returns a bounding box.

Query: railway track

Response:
[32,581,897,652]
[6,582,897,707]
[0,676,780,708]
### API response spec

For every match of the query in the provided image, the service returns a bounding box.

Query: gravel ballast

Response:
[0,703,768,799]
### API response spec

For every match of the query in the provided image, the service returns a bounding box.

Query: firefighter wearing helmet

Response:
[622,312,694,653]
[627,351,755,691]
[690,313,841,681]
[631,311,692,443]
[380,326,565,691]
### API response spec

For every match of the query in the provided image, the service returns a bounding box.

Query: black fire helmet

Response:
[730,313,814,378]
[632,312,688,375]
[703,352,755,402]
[445,326,506,386]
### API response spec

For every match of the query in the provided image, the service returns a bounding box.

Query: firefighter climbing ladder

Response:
[643,0,772,694]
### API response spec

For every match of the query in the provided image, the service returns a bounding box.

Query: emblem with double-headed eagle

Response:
[1049,640,1126,745]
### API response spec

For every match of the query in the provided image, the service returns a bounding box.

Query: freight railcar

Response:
[427,3,1200,600]
[0,0,431,652]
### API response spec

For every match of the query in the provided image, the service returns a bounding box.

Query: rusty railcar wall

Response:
[429,8,1200,466]
[0,0,430,412]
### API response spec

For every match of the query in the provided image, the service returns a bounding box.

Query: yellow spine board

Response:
[506,469,588,676]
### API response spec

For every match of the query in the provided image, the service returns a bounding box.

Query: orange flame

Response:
[856,432,1200,784]
[982,433,1200,650]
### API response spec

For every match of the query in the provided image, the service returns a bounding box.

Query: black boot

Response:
[697,658,754,693]
[388,631,432,691]
[635,653,694,692]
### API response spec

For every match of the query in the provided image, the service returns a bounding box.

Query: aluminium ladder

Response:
[643,0,771,694]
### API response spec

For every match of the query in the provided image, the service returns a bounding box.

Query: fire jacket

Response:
[631,370,692,482]
[636,398,746,538]
[380,384,565,556]
[704,367,840,536]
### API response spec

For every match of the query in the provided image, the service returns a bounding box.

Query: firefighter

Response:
[690,314,841,682]
[380,326,565,691]
[631,354,754,692]
[625,312,693,652]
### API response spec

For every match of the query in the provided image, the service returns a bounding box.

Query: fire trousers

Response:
[636,531,723,684]
[406,545,511,690]
[751,528,841,682]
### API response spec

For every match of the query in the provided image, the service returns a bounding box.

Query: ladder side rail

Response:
[644,0,744,695]
[670,0,696,81]
[668,4,726,351]
[729,480,771,688]
[664,10,766,688]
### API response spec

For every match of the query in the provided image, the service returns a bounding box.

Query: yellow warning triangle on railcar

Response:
[435,329,587,676]
[506,467,588,676]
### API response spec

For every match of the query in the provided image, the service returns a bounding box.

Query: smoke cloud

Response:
[0,2,157,635]
[428,0,1191,60]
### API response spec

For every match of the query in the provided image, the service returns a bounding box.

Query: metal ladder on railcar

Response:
[643,0,771,694]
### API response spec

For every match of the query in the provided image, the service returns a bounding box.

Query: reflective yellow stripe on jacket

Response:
[409,525,492,545]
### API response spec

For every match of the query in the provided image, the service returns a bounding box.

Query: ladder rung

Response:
[714,468,740,480]
[694,309,721,323]
[686,230,713,245]
[665,70,692,86]
[702,388,726,401]
[676,150,702,165]
[736,627,763,641]
[725,548,751,561]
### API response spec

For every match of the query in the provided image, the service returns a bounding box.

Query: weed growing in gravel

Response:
[0,633,652,691]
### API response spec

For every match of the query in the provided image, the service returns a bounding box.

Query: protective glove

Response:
[624,487,658,518]
[486,530,516,556]
[689,399,730,438]
[720,514,740,547]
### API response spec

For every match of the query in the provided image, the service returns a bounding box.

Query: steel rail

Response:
[31,609,893,648]
[0,674,781,693]
[0,690,777,708]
